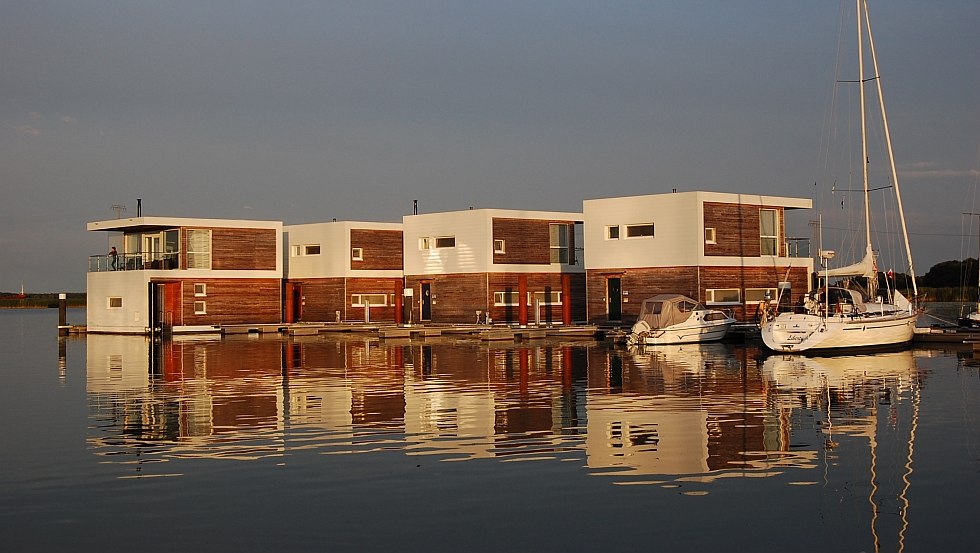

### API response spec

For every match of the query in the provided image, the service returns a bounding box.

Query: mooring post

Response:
[58,293,69,336]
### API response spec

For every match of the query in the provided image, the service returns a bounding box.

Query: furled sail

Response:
[824,245,875,278]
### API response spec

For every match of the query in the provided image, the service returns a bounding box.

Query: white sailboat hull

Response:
[761,310,917,353]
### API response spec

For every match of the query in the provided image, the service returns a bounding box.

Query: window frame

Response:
[760,208,779,256]
[493,239,506,254]
[304,244,321,256]
[107,297,123,309]
[194,300,207,315]
[351,293,389,307]
[745,288,778,304]
[550,223,570,264]
[606,225,620,240]
[434,236,456,249]
[493,291,519,306]
[625,223,655,239]
[194,283,207,297]
[705,288,741,305]
[529,290,562,306]
[705,227,717,244]
[351,247,363,261]
[186,229,212,269]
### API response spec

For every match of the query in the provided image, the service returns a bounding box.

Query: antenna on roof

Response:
[110,204,127,218]
[413,199,418,215]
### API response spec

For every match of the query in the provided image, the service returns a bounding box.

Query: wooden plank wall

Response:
[492,218,552,264]
[288,278,345,322]
[350,229,403,271]
[487,272,586,324]
[585,265,810,324]
[703,202,786,258]
[178,278,282,326]
[181,227,278,270]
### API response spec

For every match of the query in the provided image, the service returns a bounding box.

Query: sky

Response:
[1,0,977,293]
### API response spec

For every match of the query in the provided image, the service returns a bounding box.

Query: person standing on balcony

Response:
[109,246,118,270]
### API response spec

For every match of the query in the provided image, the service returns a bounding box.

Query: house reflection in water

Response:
[85,335,917,485]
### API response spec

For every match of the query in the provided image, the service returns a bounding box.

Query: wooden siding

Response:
[180,227,277,270]
[346,277,403,323]
[403,272,585,324]
[492,218,577,265]
[486,272,586,324]
[175,278,281,326]
[492,218,551,264]
[350,229,403,271]
[405,273,488,324]
[288,278,345,322]
[702,202,786,258]
[288,277,403,322]
[585,265,810,324]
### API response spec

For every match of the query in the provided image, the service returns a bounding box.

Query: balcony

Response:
[89,252,179,272]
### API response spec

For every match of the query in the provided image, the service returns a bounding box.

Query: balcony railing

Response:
[89,252,179,272]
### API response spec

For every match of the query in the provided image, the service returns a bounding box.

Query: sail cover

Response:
[824,245,876,279]
[636,294,698,329]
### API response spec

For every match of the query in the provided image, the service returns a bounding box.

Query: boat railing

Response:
[89,252,180,272]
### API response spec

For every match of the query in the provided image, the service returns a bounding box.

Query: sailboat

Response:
[761,0,919,353]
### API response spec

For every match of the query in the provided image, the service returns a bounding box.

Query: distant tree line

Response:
[0,292,86,309]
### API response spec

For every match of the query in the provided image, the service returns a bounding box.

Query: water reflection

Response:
[86,334,922,498]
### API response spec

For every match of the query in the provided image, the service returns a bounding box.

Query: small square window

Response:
[606,226,620,240]
[107,297,123,309]
[351,247,363,261]
[194,301,207,315]
[705,227,716,244]
[194,283,207,296]
[493,239,505,254]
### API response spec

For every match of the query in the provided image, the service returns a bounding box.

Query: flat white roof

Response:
[584,190,811,210]
[88,216,282,232]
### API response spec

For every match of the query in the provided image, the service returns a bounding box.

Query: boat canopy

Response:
[636,294,700,329]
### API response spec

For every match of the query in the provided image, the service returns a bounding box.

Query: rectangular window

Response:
[351,247,363,261]
[550,223,570,264]
[351,293,388,307]
[705,227,716,244]
[493,239,505,254]
[186,229,212,269]
[434,236,455,248]
[304,244,321,255]
[625,223,655,238]
[194,301,207,315]
[745,288,778,304]
[706,288,741,304]
[290,245,301,257]
[419,237,431,250]
[530,291,562,305]
[107,297,123,309]
[760,209,779,255]
[606,225,620,240]
[194,283,207,297]
[494,291,519,306]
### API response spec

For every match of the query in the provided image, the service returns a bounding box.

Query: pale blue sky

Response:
[2,1,977,292]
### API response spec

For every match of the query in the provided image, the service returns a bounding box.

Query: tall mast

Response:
[863,0,918,297]
[857,0,877,301]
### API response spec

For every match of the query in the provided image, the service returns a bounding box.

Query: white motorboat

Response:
[626,294,735,346]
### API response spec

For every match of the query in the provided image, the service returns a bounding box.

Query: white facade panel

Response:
[403,209,584,276]
[86,271,152,333]
[285,221,403,279]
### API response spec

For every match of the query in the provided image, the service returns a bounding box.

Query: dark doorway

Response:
[607,277,622,322]
[420,283,432,321]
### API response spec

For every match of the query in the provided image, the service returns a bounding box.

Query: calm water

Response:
[2,307,979,552]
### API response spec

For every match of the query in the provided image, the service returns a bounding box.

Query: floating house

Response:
[582,191,812,324]
[87,217,283,334]
[402,208,585,325]
[283,221,404,323]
